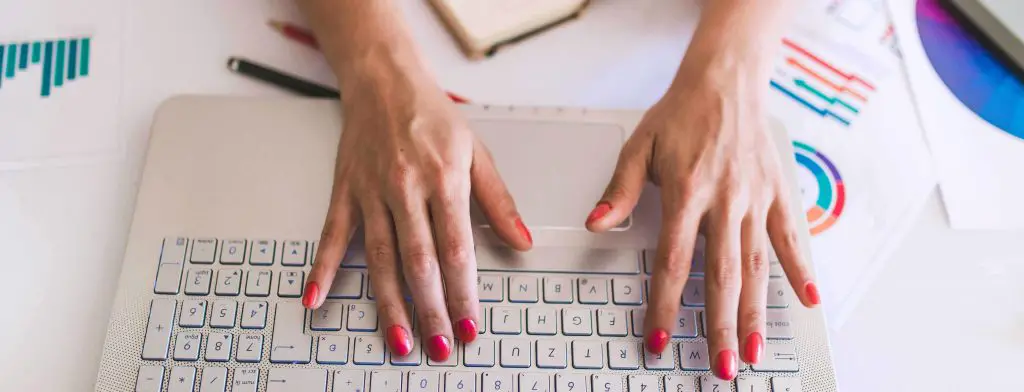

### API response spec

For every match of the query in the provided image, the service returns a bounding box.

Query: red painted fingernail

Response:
[587,202,612,225]
[387,325,413,356]
[455,318,478,343]
[744,332,764,364]
[515,218,532,244]
[805,281,821,305]
[301,281,319,309]
[645,328,670,353]
[714,350,738,381]
[427,335,452,362]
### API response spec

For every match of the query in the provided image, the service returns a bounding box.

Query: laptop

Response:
[93,96,838,391]
[949,0,1024,76]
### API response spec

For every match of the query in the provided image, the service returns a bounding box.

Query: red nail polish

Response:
[427,335,452,362]
[587,202,612,224]
[515,218,533,244]
[302,281,319,309]
[455,318,478,343]
[805,281,821,305]
[645,328,670,353]
[744,332,764,364]
[714,350,738,381]
[387,325,413,356]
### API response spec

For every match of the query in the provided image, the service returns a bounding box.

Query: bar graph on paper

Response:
[0,36,91,98]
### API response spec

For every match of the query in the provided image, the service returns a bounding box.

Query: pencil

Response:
[268,20,319,49]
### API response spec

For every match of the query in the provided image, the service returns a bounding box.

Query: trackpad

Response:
[472,119,628,230]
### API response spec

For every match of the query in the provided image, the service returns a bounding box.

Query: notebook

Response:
[427,0,590,59]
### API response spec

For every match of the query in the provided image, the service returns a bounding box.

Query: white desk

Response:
[2,1,1022,391]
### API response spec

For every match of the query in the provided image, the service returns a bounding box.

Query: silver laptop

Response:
[93,96,838,392]
[950,0,1024,74]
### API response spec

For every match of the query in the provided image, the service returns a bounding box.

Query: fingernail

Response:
[386,325,413,356]
[587,202,612,224]
[455,318,478,343]
[426,335,452,362]
[301,281,319,309]
[645,328,670,353]
[744,332,764,364]
[515,218,532,244]
[714,350,738,381]
[805,281,821,305]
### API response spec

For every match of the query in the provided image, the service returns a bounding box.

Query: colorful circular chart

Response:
[794,141,845,236]
[916,0,1024,138]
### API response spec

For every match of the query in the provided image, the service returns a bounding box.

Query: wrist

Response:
[335,42,434,100]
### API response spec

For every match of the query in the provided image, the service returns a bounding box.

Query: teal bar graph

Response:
[18,43,28,69]
[5,44,14,78]
[80,38,90,77]
[0,45,4,89]
[54,40,65,87]
[31,42,40,64]
[41,41,53,97]
[0,36,91,98]
[67,40,78,80]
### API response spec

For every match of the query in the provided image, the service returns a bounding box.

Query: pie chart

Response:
[794,141,844,236]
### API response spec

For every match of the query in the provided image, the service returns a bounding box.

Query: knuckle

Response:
[744,251,768,276]
[657,248,691,279]
[368,242,396,264]
[388,163,417,191]
[740,306,765,329]
[402,246,439,281]
[440,240,473,269]
[709,257,741,290]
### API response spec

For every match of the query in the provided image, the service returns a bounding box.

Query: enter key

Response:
[270,302,312,364]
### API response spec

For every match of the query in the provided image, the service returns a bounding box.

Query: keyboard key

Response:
[577,278,608,304]
[508,276,539,303]
[737,376,768,392]
[767,279,790,308]
[627,375,658,392]
[199,367,227,392]
[562,309,592,336]
[596,309,627,337]
[612,278,642,305]
[214,269,242,296]
[543,277,573,304]
[769,262,784,278]
[282,240,307,266]
[643,345,674,370]
[526,308,556,335]
[571,341,603,369]
[250,239,276,265]
[664,376,697,392]
[347,303,378,332]
[700,376,729,392]
[191,238,217,264]
[771,377,801,392]
[682,278,704,306]
[606,341,639,370]
[236,334,264,362]
[465,338,496,367]
[312,302,345,331]
[446,371,477,392]
[766,309,793,339]
[210,300,237,328]
[317,335,350,364]
[168,366,196,392]
[154,263,184,295]
[232,368,259,392]
[142,298,176,360]
[679,342,710,371]
[353,336,386,365]
[555,373,587,392]
[409,371,440,392]
[206,333,232,362]
[482,371,514,392]
[219,239,246,264]
[245,269,272,297]
[500,338,531,368]
[370,370,403,392]
[328,270,364,299]
[392,338,422,366]
[491,307,522,335]
[691,249,706,275]
[334,370,366,392]
[240,301,268,329]
[179,300,206,328]
[135,365,164,392]
[520,373,551,392]
[630,309,644,337]
[172,332,201,361]
[752,344,799,372]
[643,250,655,275]
[478,275,504,302]
[161,237,188,263]
[591,374,622,392]
[535,341,567,369]
[279,270,304,297]
[184,269,213,295]
[672,309,698,338]
[270,302,312,364]
[266,368,327,392]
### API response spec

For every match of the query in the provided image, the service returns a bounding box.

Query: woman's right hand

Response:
[300,68,533,362]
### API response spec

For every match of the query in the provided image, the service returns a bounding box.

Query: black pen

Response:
[226,56,340,98]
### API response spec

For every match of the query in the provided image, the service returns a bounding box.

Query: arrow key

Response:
[266,368,327,392]
[278,270,304,297]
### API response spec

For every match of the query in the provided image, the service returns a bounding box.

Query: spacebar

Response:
[475,246,640,274]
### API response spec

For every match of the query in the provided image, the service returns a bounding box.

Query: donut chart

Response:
[916,0,1024,138]
[794,141,845,236]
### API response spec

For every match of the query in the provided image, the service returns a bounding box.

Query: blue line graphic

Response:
[770,80,851,126]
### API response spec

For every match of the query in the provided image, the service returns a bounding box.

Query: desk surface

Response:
[2,1,1023,391]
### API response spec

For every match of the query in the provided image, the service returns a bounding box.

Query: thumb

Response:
[587,137,649,232]
[470,140,533,251]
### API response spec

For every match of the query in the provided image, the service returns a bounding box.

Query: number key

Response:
[555,374,587,392]
[591,375,621,392]
[664,376,696,392]
[184,269,212,295]
[205,333,232,362]
[482,371,513,392]
[215,269,242,296]
[408,371,440,392]
[179,300,206,328]
[210,300,237,328]
[520,373,551,392]
[700,375,730,392]
[445,371,476,392]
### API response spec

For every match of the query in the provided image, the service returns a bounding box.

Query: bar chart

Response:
[0,36,91,98]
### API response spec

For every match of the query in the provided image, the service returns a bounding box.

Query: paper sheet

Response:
[889,0,1024,229]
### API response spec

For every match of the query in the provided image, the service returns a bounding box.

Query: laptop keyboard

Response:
[137,237,803,392]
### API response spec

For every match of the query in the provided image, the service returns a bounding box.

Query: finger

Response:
[361,199,414,357]
[390,194,455,362]
[587,135,650,231]
[430,180,481,343]
[738,211,769,365]
[643,201,701,354]
[767,195,820,307]
[705,209,742,381]
[305,191,358,310]
[470,140,532,250]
